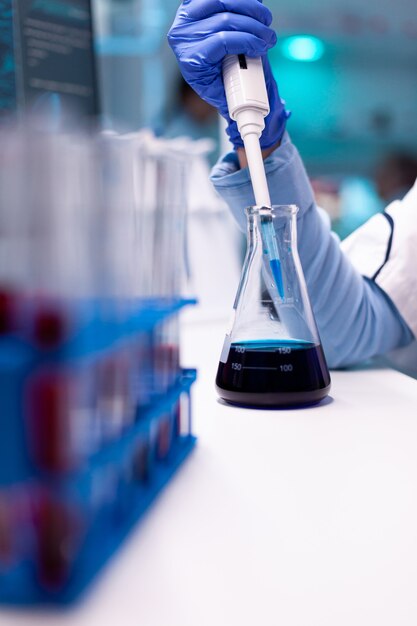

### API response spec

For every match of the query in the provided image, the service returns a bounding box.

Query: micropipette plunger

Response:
[222,54,284,298]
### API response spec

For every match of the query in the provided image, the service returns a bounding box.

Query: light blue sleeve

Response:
[210,133,414,368]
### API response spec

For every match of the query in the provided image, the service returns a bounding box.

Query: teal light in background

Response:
[281,36,325,62]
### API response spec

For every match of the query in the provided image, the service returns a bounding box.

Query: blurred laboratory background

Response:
[94,0,417,243]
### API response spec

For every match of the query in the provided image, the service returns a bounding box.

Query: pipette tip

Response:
[270,258,284,299]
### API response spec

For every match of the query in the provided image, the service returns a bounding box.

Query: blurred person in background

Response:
[168,0,416,371]
[375,152,417,204]
[162,76,220,165]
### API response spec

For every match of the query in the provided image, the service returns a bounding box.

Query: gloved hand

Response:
[167,0,290,150]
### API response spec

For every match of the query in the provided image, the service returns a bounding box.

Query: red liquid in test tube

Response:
[157,415,172,461]
[26,370,74,473]
[173,400,181,439]
[132,435,151,484]
[31,302,68,349]
[34,493,81,590]
[154,343,180,394]
[96,353,131,442]
[0,288,18,335]
[0,494,12,565]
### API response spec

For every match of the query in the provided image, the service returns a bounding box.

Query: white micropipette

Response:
[222,54,284,297]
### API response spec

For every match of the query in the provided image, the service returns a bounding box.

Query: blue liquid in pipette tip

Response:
[261,217,284,299]
[270,258,284,299]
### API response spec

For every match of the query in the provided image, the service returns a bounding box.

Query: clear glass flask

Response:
[216,205,331,407]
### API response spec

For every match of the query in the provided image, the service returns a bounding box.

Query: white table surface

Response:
[2,319,417,626]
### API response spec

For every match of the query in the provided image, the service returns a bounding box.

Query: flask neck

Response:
[245,206,298,253]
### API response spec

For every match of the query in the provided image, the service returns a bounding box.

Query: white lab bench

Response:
[1,319,417,626]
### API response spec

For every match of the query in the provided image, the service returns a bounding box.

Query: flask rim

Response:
[245,204,299,217]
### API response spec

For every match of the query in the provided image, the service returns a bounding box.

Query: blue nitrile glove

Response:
[167,0,290,150]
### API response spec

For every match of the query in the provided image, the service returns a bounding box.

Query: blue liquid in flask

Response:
[216,339,331,407]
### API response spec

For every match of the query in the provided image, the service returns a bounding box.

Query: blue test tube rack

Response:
[0,296,197,605]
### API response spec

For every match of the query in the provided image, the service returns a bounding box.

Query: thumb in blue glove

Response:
[167,0,290,150]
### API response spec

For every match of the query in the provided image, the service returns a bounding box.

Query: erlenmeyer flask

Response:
[216,205,331,407]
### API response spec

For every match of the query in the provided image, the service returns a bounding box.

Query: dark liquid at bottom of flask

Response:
[216,340,331,408]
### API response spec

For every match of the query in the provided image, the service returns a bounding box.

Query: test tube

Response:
[0,126,30,337]
[152,316,181,396]
[162,140,192,297]
[0,484,42,573]
[95,348,133,443]
[94,134,140,443]
[26,369,74,473]
[0,493,12,566]
[156,413,173,462]
[20,131,94,301]
[126,131,153,300]
[34,491,82,590]
[131,432,152,484]
[96,132,138,301]
[0,128,100,470]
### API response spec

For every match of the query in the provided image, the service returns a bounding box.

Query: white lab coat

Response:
[341,179,417,338]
